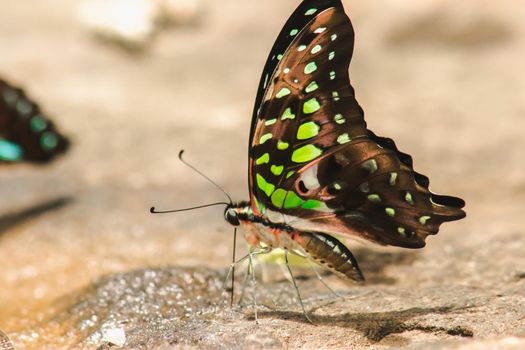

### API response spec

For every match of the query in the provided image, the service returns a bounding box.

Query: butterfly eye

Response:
[225,208,240,226]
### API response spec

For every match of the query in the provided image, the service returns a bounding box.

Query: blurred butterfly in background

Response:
[0,79,69,164]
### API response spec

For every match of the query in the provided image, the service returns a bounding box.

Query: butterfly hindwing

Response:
[284,138,465,248]
[0,79,69,163]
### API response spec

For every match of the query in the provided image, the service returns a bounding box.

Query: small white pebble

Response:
[78,0,156,45]
[102,327,126,346]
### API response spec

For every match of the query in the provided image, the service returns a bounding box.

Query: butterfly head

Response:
[224,201,254,227]
[224,206,240,226]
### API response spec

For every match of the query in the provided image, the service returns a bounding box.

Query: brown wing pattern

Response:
[281,139,466,248]
[247,2,465,249]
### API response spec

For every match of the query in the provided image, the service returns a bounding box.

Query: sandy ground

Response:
[0,0,524,349]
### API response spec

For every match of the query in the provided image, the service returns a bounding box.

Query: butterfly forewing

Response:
[248,0,465,249]
[249,0,345,146]
[250,6,367,210]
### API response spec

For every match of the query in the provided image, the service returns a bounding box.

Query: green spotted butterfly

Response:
[222,0,466,282]
[0,79,69,163]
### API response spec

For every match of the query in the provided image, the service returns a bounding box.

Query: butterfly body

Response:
[225,203,364,281]
[224,0,465,282]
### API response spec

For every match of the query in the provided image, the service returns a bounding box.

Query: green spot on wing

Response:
[301,199,324,209]
[276,87,291,98]
[334,114,345,124]
[304,62,318,74]
[419,216,431,225]
[328,51,335,60]
[256,174,275,197]
[255,153,270,165]
[259,133,272,144]
[303,98,320,114]
[16,100,32,115]
[311,45,322,54]
[361,159,378,174]
[389,172,398,186]
[30,115,47,132]
[298,45,307,52]
[385,208,396,217]
[40,132,58,150]
[264,118,277,126]
[284,191,305,209]
[286,171,295,179]
[292,145,322,163]
[276,54,283,61]
[297,122,320,140]
[329,71,336,80]
[277,141,289,150]
[305,81,319,93]
[331,34,338,41]
[405,192,414,205]
[271,165,284,176]
[281,107,295,120]
[290,29,299,36]
[305,8,317,16]
[333,182,342,190]
[367,194,381,202]
[0,138,23,161]
[271,189,287,208]
[337,133,351,144]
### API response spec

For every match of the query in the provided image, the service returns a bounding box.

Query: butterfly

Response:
[222,0,466,286]
[0,79,69,164]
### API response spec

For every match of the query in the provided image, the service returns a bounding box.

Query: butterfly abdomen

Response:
[294,231,364,282]
[0,79,69,163]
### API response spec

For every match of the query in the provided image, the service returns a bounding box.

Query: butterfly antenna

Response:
[178,149,233,204]
[150,202,229,214]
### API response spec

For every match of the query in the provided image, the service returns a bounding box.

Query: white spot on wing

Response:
[266,210,286,224]
[300,164,320,190]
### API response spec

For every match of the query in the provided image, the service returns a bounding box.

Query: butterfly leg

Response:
[248,249,259,323]
[287,249,342,299]
[236,247,272,307]
[223,246,271,293]
[237,264,251,306]
[284,250,313,323]
[306,258,343,299]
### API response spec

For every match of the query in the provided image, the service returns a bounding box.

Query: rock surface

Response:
[0,0,524,349]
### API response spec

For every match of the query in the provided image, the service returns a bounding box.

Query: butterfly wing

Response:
[0,79,70,163]
[248,1,465,248]
[249,0,346,147]
[249,1,365,211]
[277,137,466,248]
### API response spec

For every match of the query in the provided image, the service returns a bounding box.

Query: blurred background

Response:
[0,0,523,349]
